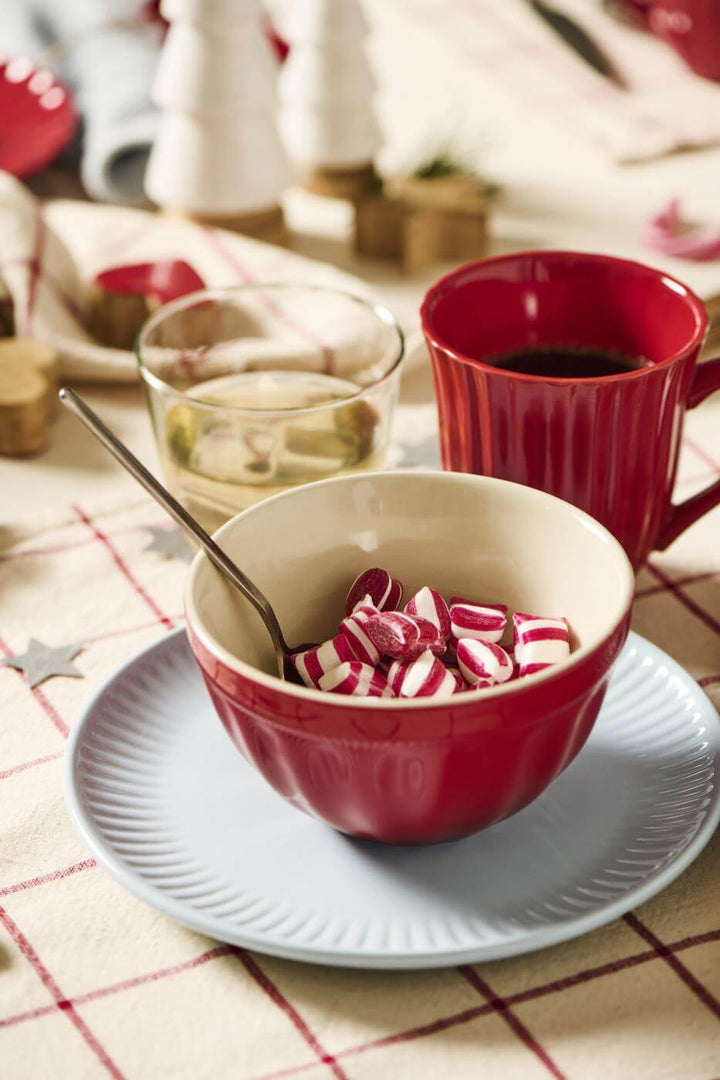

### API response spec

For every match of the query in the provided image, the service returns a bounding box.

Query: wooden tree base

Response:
[165,204,288,246]
[354,195,404,260]
[0,338,58,456]
[301,164,379,201]
[354,178,489,273]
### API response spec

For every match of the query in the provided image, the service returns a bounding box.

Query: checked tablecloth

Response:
[2,157,720,1080]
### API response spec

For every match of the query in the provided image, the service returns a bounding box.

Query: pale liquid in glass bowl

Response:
[157,370,385,532]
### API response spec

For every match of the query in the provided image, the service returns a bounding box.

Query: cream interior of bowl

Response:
[186,471,634,699]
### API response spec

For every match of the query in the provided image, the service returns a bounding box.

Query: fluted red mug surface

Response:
[422,251,720,568]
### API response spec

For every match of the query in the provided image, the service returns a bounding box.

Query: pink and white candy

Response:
[456,639,513,687]
[292,634,355,689]
[352,593,377,614]
[513,612,570,676]
[446,665,468,693]
[450,602,507,643]
[345,568,403,616]
[404,586,451,639]
[319,661,392,698]
[366,611,444,661]
[388,649,457,698]
[340,604,381,666]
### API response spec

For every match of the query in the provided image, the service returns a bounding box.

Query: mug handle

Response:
[656,357,720,551]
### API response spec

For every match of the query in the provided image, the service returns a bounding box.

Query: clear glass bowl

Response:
[137,284,404,532]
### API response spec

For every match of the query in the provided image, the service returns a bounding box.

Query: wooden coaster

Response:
[0,338,58,456]
[165,204,287,246]
[302,164,379,201]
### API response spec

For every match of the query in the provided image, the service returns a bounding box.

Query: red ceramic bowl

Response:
[185,471,634,844]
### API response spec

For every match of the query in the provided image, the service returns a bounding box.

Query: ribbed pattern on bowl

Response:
[205,670,608,844]
[67,630,720,968]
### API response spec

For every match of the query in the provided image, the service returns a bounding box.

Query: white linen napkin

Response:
[388,0,720,163]
[0,172,410,384]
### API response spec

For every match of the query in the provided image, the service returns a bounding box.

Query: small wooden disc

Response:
[0,339,58,456]
[0,337,58,374]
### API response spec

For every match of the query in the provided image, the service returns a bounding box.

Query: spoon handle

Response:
[58,387,288,674]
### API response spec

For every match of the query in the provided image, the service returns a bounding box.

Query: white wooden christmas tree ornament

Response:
[278,0,382,199]
[145,0,292,242]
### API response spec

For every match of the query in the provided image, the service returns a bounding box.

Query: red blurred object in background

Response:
[264,21,291,63]
[94,261,205,305]
[0,57,77,178]
[648,0,720,82]
[608,0,720,82]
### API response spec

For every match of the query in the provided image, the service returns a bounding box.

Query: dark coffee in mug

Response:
[487,345,650,379]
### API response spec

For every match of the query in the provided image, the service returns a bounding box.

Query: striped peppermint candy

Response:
[352,592,377,614]
[345,568,403,616]
[450,602,507,643]
[513,612,570,676]
[456,639,513,686]
[340,604,381,666]
[388,649,456,698]
[366,611,444,661]
[404,586,451,639]
[292,634,356,689]
[319,661,392,697]
[446,665,468,693]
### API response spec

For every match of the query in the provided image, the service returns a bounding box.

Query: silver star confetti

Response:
[2,639,84,688]
[142,525,193,562]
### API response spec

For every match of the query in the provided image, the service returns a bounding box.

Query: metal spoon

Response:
[59,387,303,680]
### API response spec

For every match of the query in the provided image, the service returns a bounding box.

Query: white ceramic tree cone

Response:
[279,43,376,108]
[153,20,278,112]
[280,105,381,168]
[280,0,369,42]
[161,0,262,26]
[145,113,292,214]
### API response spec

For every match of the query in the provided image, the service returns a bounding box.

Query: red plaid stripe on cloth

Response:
[2,413,720,1080]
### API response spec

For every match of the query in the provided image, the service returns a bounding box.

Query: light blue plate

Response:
[65,630,720,969]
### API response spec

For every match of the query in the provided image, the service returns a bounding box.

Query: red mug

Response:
[421,251,720,568]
